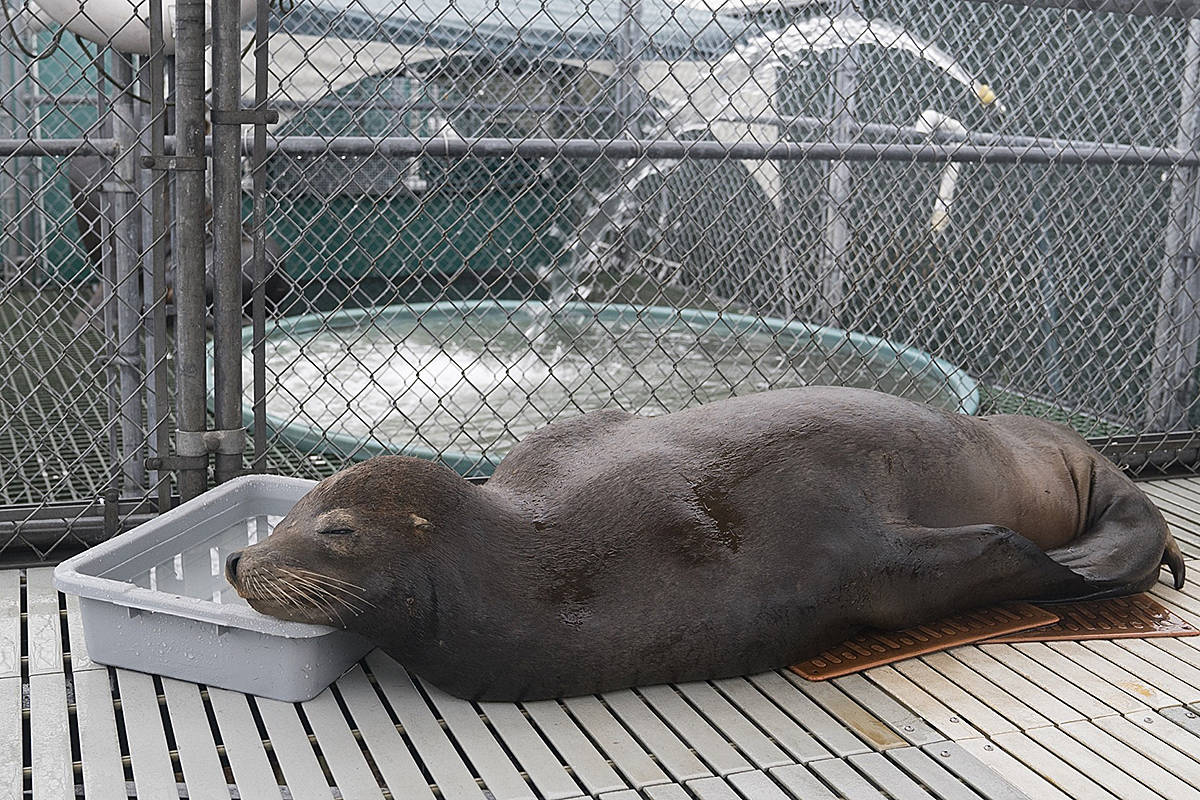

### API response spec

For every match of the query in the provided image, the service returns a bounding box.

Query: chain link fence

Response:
[4,0,1200,560]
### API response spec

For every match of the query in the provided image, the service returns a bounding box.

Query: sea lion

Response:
[224,387,1187,701]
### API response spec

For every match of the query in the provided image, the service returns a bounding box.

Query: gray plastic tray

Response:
[53,474,374,701]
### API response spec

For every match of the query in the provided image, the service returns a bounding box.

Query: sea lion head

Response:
[225,456,465,630]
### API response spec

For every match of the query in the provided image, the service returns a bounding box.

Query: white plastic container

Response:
[54,475,373,702]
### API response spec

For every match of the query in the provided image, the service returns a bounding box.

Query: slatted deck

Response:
[6,477,1200,799]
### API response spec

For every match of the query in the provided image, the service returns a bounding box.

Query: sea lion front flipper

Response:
[1044,466,1184,597]
[866,523,1092,630]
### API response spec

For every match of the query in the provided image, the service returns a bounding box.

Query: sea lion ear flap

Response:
[409,514,434,534]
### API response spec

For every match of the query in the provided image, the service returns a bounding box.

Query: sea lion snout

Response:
[224,550,242,583]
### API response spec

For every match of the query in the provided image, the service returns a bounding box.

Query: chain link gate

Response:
[5,0,1200,561]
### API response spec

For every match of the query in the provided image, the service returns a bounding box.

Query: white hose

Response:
[915,110,969,235]
[31,0,255,55]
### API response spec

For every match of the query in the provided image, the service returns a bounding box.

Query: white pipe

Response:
[915,109,968,235]
[31,0,254,54]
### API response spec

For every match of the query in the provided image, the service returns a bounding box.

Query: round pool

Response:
[235,300,978,475]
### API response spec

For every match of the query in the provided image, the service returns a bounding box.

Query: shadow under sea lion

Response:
[225,387,1187,701]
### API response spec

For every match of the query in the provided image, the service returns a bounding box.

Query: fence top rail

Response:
[976,0,1200,19]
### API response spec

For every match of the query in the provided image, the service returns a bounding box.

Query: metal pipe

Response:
[0,138,120,155]
[615,0,643,136]
[224,135,1200,166]
[96,47,122,537]
[173,0,211,501]
[1148,19,1200,430]
[973,0,1200,20]
[211,0,246,484]
[112,53,147,495]
[147,0,171,511]
[816,0,859,327]
[250,0,270,472]
[0,24,18,284]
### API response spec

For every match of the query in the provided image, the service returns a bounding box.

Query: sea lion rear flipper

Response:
[868,523,1092,629]
[1044,466,1184,598]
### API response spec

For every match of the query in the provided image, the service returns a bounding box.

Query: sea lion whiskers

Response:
[289,567,376,609]
[279,568,363,623]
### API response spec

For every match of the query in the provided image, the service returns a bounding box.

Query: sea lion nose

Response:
[225,551,242,582]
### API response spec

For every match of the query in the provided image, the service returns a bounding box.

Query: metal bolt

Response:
[984,744,994,751]
[949,716,960,723]
[1186,712,1197,719]
[1144,716,1153,723]
[940,750,951,758]
[903,724,915,732]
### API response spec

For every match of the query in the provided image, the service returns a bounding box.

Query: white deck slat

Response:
[72,668,126,799]
[884,747,986,800]
[891,658,1022,737]
[676,681,793,769]
[29,672,72,800]
[712,677,834,762]
[601,688,712,782]
[422,678,537,800]
[946,647,1085,726]
[808,757,888,800]
[363,653,488,799]
[253,698,337,800]
[479,700,587,800]
[0,571,19,679]
[117,669,181,799]
[1049,640,1185,708]
[831,674,944,746]
[986,731,1121,800]
[767,762,840,800]
[919,742,1032,800]
[683,775,742,800]
[24,568,60,677]
[847,751,937,800]
[1008,642,1148,714]
[1092,715,1200,790]
[975,643,1120,721]
[0,676,20,800]
[206,687,284,800]
[952,737,1068,800]
[785,673,908,751]
[860,666,982,741]
[747,671,873,756]
[159,679,231,800]
[301,688,385,800]
[1057,719,1200,800]
[635,685,753,776]
[1126,708,1200,759]
[643,784,693,800]
[1082,639,1200,704]
[332,667,438,800]
[725,769,795,799]
[1024,724,1160,800]
[522,699,627,796]
[562,694,672,787]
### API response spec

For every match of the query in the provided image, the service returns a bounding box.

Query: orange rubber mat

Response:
[790,603,1060,681]
[986,593,1198,643]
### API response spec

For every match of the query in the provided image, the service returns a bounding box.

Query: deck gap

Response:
[107,667,136,785]
[151,674,186,785]
[293,693,340,791]
[199,685,240,789]
[19,569,31,797]
[244,693,289,789]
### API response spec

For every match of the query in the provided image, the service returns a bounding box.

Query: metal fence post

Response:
[211,0,247,484]
[816,1,858,326]
[174,0,211,501]
[146,0,171,510]
[111,52,147,496]
[1148,18,1200,431]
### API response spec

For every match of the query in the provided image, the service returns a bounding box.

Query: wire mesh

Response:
[4,0,1200,560]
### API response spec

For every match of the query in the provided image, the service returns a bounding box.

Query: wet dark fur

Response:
[227,387,1186,701]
